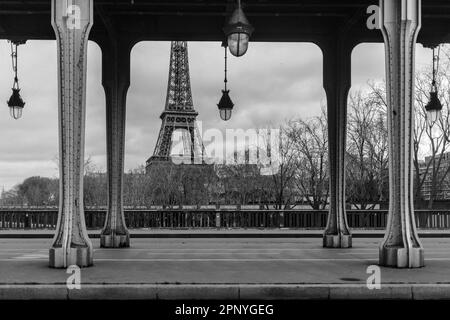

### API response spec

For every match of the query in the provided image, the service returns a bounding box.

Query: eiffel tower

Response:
[146,41,203,171]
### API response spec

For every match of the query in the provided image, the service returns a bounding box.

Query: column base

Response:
[100,233,130,248]
[379,246,424,268]
[49,246,93,268]
[323,234,352,248]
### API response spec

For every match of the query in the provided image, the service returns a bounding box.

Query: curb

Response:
[2,284,450,300]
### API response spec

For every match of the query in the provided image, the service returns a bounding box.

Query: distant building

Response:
[418,152,450,200]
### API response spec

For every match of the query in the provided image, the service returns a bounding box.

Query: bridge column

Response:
[379,0,424,268]
[100,38,131,248]
[322,38,352,248]
[49,0,93,268]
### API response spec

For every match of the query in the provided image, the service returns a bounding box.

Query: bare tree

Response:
[146,163,183,207]
[286,111,329,210]
[415,49,450,208]
[179,164,217,206]
[369,46,450,208]
[346,90,388,209]
[83,159,107,207]
[260,126,298,209]
[123,166,153,207]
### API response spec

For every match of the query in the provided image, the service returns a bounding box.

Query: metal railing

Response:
[1,208,449,230]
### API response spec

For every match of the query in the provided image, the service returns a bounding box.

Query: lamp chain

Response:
[432,46,441,92]
[10,42,20,90]
[224,45,228,91]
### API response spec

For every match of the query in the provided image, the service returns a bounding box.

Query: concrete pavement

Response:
[1,238,450,299]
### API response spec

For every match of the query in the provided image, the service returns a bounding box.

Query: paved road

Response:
[1,238,450,285]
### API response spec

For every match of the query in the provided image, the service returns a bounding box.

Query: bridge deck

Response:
[1,238,450,299]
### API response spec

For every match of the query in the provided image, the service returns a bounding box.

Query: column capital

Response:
[380,0,421,27]
[52,0,93,27]
[99,37,133,89]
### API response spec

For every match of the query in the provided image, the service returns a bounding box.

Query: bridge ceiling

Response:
[1,0,450,47]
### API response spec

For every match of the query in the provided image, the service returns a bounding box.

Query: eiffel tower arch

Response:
[146,41,203,171]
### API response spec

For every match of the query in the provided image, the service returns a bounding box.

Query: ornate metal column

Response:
[49,0,93,268]
[100,38,131,248]
[322,37,352,248]
[379,0,424,268]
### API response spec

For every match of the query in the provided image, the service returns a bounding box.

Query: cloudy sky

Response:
[0,40,433,190]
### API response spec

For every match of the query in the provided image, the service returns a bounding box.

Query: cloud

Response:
[0,40,433,189]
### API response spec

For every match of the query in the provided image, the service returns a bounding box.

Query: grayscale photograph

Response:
[0,0,448,317]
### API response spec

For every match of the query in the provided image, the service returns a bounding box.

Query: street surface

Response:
[1,238,449,285]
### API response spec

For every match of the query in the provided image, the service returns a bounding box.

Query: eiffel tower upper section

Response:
[162,41,198,117]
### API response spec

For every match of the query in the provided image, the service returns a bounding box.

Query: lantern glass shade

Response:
[223,4,254,57]
[425,91,443,126]
[228,33,250,57]
[7,88,25,120]
[217,90,234,121]
[10,106,23,119]
[427,109,441,126]
[220,108,232,121]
